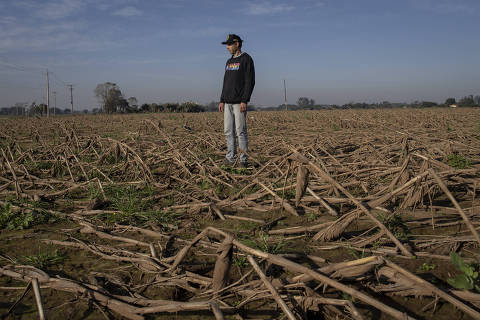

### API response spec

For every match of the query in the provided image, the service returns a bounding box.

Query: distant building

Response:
[449,104,458,108]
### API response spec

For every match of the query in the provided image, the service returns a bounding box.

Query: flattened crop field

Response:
[1,108,480,320]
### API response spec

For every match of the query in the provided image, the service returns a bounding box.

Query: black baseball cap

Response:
[222,34,242,45]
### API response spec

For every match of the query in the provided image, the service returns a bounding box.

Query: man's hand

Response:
[240,102,247,112]
[218,102,224,112]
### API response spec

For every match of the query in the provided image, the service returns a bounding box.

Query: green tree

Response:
[445,98,456,105]
[474,96,480,106]
[127,97,138,111]
[38,103,47,116]
[180,102,205,112]
[459,95,475,107]
[94,82,124,113]
[164,103,179,112]
[420,101,437,108]
[117,98,129,113]
[297,97,315,108]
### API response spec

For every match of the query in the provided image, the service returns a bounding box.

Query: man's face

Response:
[226,41,239,54]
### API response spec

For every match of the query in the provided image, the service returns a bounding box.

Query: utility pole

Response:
[68,85,73,114]
[53,91,56,116]
[46,69,50,117]
[283,79,288,111]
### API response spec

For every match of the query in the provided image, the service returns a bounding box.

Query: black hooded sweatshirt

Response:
[220,52,255,104]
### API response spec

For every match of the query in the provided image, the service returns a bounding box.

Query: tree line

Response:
[95,82,205,113]
[0,102,81,116]
[261,95,480,111]
[2,82,480,116]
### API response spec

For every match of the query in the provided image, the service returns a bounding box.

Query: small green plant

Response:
[98,210,178,228]
[332,124,340,131]
[237,221,257,232]
[447,252,480,292]
[347,247,367,260]
[341,292,354,302]
[307,213,317,222]
[447,153,471,169]
[22,249,66,269]
[215,184,225,196]
[231,299,242,307]
[259,232,284,254]
[239,238,257,249]
[162,196,175,207]
[105,184,153,214]
[372,239,382,250]
[418,262,436,272]
[198,179,210,190]
[0,203,56,230]
[87,184,102,200]
[220,165,248,175]
[233,255,248,268]
[378,213,410,241]
[239,233,284,254]
[96,185,177,228]
[36,160,53,170]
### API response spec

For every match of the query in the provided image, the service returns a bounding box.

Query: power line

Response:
[50,71,68,86]
[0,59,76,114]
[0,58,44,75]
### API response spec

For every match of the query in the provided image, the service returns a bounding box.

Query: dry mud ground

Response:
[1,108,480,320]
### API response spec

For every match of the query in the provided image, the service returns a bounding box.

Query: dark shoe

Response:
[239,161,249,168]
[222,159,234,167]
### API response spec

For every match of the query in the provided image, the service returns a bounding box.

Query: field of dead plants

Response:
[1,108,480,320]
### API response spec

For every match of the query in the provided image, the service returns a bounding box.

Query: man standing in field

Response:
[219,34,255,168]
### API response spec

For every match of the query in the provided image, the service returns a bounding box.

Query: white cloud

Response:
[0,16,17,24]
[306,1,324,9]
[13,0,86,19]
[38,0,85,19]
[245,1,295,15]
[90,0,140,11]
[12,0,38,10]
[414,0,479,15]
[0,17,115,52]
[112,6,143,17]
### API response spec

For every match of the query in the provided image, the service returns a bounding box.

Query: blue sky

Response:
[1,0,480,110]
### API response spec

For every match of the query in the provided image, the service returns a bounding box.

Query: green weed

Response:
[198,179,210,190]
[22,249,66,269]
[348,247,367,260]
[0,202,56,230]
[239,238,257,249]
[104,184,154,213]
[233,255,248,268]
[378,213,410,241]
[99,210,178,228]
[447,153,471,169]
[236,221,257,232]
[220,165,249,175]
[87,185,102,200]
[418,262,436,272]
[259,232,285,254]
[36,160,53,170]
[341,292,354,302]
[447,252,480,292]
[96,184,177,228]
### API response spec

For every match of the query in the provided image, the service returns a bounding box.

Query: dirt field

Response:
[1,108,480,320]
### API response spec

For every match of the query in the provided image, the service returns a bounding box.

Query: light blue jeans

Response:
[224,103,248,163]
